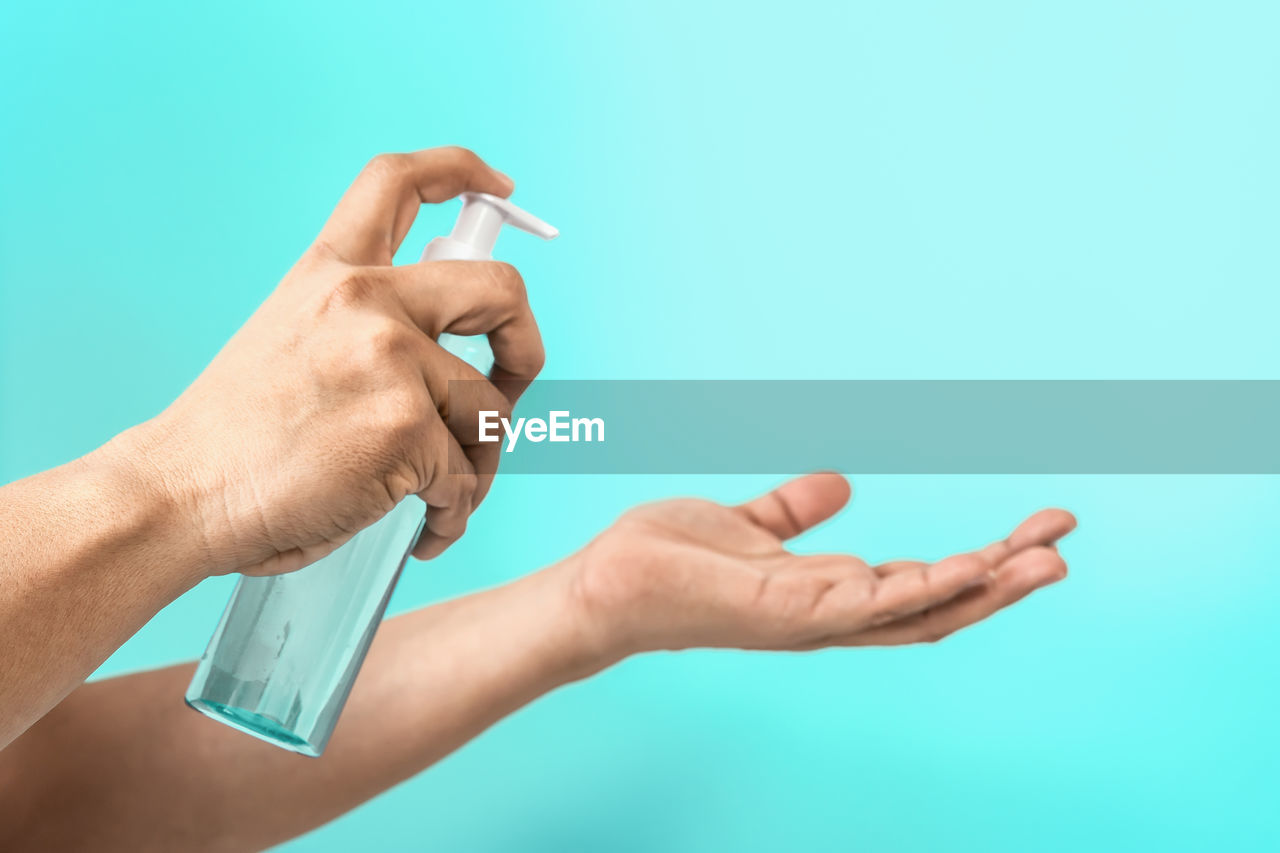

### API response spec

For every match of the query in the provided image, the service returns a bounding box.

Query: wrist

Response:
[516,558,626,686]
[542,550,638,677]
[86,421,219,588]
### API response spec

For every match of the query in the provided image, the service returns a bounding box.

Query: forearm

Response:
[0,428,205,749]
[0,562,604,852]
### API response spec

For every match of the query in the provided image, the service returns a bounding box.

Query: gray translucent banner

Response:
[445,380,1280,474]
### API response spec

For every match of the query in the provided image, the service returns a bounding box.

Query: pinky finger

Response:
[839,546,1067,647]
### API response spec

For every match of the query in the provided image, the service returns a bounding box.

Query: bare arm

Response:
[0,475,1074,852]
[0,567,592,851]
[0,445,206,749]
[0,146,532,750]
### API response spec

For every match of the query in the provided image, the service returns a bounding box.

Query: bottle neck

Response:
[449,200,504,256]
[421,235,490,262]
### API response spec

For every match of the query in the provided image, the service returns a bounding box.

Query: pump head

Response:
[422,192,558,262]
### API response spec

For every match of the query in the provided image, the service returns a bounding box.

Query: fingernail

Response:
[495,170,515,193]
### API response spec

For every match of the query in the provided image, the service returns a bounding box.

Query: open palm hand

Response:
[570,474,1075,659]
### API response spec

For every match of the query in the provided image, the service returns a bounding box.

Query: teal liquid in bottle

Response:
[185,192,558,756]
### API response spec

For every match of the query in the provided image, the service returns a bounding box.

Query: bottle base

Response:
[185,696,322,758]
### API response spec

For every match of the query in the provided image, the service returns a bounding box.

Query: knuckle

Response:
[491,395,515,423]
[479,392,515,429]
[377,387,429,442]
[439,145,479,168]
[364,152,407,181]
[528,344,547,375]
[328,269,380,309]
[914,564,933,593]
[305,238,347,266]
[381,468,421,508]
[331,325,410,385]
[489,262,526,302]
[449,376,506,419]
[434,512,467,539]
[365,318,414,359]
[456,471,479,501]
[511,340,546,379]
[870,608,904,627]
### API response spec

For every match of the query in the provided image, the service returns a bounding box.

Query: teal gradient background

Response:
[3,1,1279,849]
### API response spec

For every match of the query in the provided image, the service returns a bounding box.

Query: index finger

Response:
[389,260,546,398]
[316,147,514,265]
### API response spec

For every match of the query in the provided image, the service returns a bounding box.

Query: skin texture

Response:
[0,148,1077,851]
[0,147,537,750]
[143,147,540,576]
[573,475,1072,657]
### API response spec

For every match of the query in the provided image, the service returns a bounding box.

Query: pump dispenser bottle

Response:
[185,193,558,756]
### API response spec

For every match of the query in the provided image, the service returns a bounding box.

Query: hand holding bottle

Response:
[109,147,543,579]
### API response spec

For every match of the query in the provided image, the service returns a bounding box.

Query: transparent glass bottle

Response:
[185,192,557,756]
[185,497,426,756]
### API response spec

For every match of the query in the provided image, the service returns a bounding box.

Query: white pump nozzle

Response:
[422,192,558,262]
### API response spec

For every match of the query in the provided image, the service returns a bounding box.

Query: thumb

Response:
[737,472,852,540]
